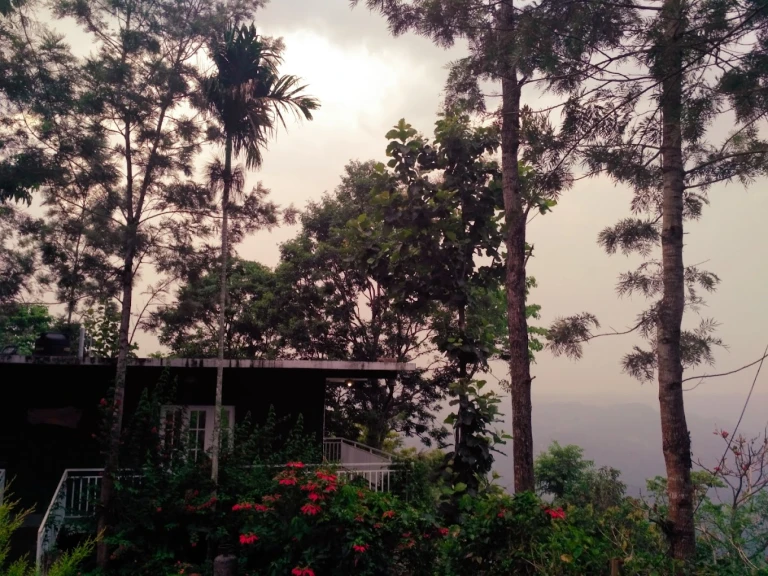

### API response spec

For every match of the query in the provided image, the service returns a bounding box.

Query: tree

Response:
[535,442,625,513]
[149,259,284,358]
[277,160,450,448]
[201,21,318,482]
[350,112,517,492]
[547,0,768,560]
[0,303,51,353]
[353,0,634,492]
[535,442,593,501]
[27,0,271,565]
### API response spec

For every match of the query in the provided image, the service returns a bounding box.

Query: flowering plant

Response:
[231,463,444,576]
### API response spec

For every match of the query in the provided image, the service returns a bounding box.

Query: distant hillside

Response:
[491,401,758,494]
[407,396,767,495]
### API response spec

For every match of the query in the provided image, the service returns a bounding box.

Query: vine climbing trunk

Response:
[211,134,233,484]
[657,0,695,562]
[499,0,534,493]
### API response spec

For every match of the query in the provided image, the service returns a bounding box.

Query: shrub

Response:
[1,490,94,576]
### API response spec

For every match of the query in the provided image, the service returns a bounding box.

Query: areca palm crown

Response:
[203,22,318,482]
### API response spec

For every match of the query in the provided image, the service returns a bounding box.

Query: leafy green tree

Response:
[277,160,450,449]
[535,442,593,501]
[349,113,518,493]
[0,303,51,354]
[535,442,625,513]
[201,21,318,482]
[150,259,284,359]
[353,0,634,495]
[81,302,138,359]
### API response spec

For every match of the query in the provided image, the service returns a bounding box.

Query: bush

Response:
[1,490,94,576]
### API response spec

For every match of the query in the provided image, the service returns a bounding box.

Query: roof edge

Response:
[0,355,416,371]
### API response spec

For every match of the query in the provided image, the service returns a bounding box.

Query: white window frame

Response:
[160,405,235,460]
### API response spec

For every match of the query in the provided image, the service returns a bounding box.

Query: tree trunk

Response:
[499,15,535,490]
[211,134,233,483]
[96,225,136,566]
[658,0,695,562]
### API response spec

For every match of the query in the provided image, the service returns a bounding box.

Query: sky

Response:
[42,0,768,424]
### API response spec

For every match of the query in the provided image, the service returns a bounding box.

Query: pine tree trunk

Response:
[96,226,136,566]
[499,28,535,491]
[658,0,695,562]
[211,134,233,484]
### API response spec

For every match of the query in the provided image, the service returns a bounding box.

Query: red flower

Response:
[497,508,507,518]
[353,544,369,553]
[291,568,315,576]
[324,484,338,493]
[239,533,258,545]
[263,494,281,503]
[301,503,322,516]
[151,426,158,434]
[191,542,197,547]
[721,430,729,439]
[286,461,305,469]
[382,510,395,519]
[422,533,431,539]
[545,507,566,520]
[253,504,271,512]
[279,478,298,486]
[402,532,411,538]
[301,483,319,492]
[100,398,107,406]
[316,471,338,482]
[355,515,364,522]
[357,490,365,499]
[232,504,242,511]
[438,527,450,536]
[156,507,162,513]
[307,492,323,502]
[373,523,382,529]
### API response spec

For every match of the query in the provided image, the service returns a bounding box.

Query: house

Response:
[0,354,413,571]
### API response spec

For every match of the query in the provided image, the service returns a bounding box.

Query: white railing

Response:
[0,469,5,505]
[323,437,393,464]
[36,469,119,574]
[335,463,399,492]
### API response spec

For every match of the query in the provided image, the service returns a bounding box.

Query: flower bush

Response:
[232,464,442,576]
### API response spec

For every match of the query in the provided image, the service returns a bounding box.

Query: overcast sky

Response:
[45,0,768,424]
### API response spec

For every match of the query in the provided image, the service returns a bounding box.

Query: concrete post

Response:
[213,554,237,576]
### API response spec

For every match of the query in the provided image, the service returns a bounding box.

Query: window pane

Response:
[198,410,206,428]
[189,411,198,428]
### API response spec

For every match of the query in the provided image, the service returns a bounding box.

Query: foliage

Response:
[0,303,51,354]
[91,371,321,576]
[150,260,284,358]
[440,380,510,501]
[0,205,37,304]
[233,464,443,576]
[201,22,319,171]
[535,442,626,513]
[81,302,138,359]
[0,491,95,576]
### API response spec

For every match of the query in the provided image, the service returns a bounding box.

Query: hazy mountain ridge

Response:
[490,399,767,494]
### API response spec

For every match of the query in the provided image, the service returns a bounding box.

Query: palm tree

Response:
[203,22,318,482]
